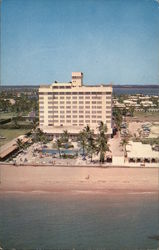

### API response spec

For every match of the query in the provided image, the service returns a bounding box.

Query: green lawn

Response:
[0,128,30,147]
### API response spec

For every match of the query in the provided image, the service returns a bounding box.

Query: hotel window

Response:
[53,106,58,109]
[54,110,58,113]
[85,115,90,118]
[97,101,102,104]
[40,115,44,118]
[60,120,65,123]
[98,111,102,114]
[66,101,71,104]
[72,106,77,109]
[48,111,53,113]
[85,106,90,109]
[79,101,83,104]
[92,111,96,114]
[85,120,90,123]
[79,110,83,113]
[48,101,52,104]
[66,115,71,118]
[72,96,77,99]
[79,96,83,99]
[85,96,90,99]
[85,92,90,95]
[48,97,52,100]
[66,92,71,95]
[39,110,44,113]
[92,120,96,123]
[60,111,65,114]
[66,110,71,113]
[66,106,71,109]
[60,101,64,104]
[54,120,58,123]
[60,96,64,99]
[53,115,58,118]
[79,124,83,126]
[48,115,53,118]
[97,106,102,109]
[79,106,83,109]
[39,101,44,104]
[85,111,90,114]
[60,106,64,109]
[79,120,83,123]
[85,101,90,104]
[92,115,96,118]
[40,120,44,122]
[92,101,96,104]
[73,124,77,126]
[73,101,77,104]
[72,92,78,95]
[106,92,111,95]
[79,115,83,118]
[73,111,77,113]
[92,106,96,109]
[66,120,71,123]
[48,106,53,109]
[73,115,77,118]
[59,92,65,95]
[53,101,58,104]
[79,92,84,95]
[39,97,44,100]
[106,116,111,119]
[97,116,102,119]
[73,120,77,123]
[60,115,65,118]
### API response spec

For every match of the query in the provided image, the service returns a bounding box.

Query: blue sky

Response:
[1,0,159,85]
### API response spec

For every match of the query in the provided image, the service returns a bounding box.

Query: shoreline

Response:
[0,165,158,193]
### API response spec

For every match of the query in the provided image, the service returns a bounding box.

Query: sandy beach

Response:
[0,165,158,192]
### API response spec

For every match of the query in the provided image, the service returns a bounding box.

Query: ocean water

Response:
[0,191,159,250]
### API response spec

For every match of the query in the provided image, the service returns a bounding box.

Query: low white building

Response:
[126,141,159,163]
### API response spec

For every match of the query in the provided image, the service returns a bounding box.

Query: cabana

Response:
[126,141,159,164]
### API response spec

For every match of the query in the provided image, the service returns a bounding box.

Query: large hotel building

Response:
[39,72,113,136]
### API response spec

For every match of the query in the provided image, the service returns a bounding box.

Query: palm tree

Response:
[120,136,129,158]
[113,108,122,131]
[98,121,107,134]
[61,130,69,143]
[56,139,62,158]
[87,132,96,162]
[96,122,109,163]
[78,130,87,156]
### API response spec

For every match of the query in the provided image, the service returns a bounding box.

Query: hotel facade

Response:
[39,72,113,136]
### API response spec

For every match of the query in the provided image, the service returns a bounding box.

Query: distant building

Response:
[39,72,113,136]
